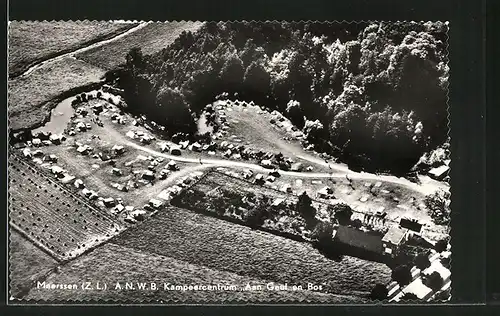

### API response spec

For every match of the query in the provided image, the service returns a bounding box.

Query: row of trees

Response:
[114,21,449,173]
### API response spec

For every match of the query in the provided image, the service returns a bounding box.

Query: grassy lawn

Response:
[24,243,358,303]
[9,229,58,299]
[113,206,391,298]
[8,57,105,131]
[76,22,204,70]
[8,21,137,77]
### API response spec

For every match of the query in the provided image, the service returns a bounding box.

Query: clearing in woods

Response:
[8,153,125,261]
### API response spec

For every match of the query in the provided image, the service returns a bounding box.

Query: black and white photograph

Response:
[7,20,451,303]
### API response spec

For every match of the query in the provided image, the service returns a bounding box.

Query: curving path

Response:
[107,128,446,196]
[20,22,151,78]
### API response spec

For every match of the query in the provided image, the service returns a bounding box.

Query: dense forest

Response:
[109,21,450,174]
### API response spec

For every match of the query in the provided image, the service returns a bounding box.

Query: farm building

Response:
[142,170,155,181]
[317,186,334,199]
[400,218,423,233]
[382,226,409,257]
[170,146,182,156]
[103,197,116,208]
[428,165,450,180]
[149,199,164,209]
[112,145,125,155]
[332,225,384,260]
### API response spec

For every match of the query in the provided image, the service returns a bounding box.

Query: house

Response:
[74,179,84,189]
[142,170,155,181]
[103,197,116,207]
[149,198,164,209]
[112,168,123,176]
[170,146,182,156]
[332,225,384,256]
[317,186,334,199]
[167,160,178,171]
[382,226,409,257]
[428,165,450,181]
[400,218,423,233]
[112,145,125,155]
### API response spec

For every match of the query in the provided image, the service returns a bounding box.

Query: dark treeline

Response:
[109,21,449,174]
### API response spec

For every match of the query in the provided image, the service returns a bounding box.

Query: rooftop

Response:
[382,226,408,245]
[333,225,384,254]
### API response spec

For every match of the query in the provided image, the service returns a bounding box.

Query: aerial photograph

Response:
[8,20,451,303]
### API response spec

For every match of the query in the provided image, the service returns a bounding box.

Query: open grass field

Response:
[112,205,392,298]
[8,57,105,131]
[8,154,125,261]
[76,22,204,70]
[9,229,58,299]
[24,243,359,303]
[8,21,137,77]
[218,102,308,159]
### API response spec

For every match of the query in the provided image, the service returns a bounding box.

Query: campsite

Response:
[8,20,451,303]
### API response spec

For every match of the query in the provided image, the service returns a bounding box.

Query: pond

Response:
[33,96,75,135]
